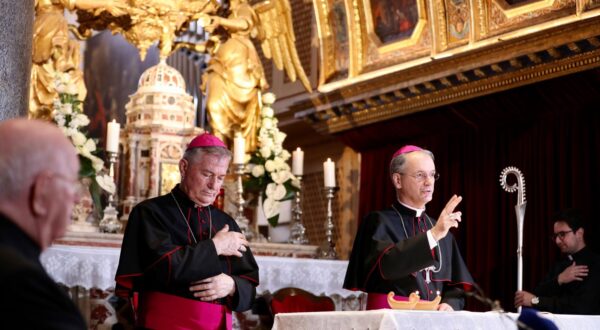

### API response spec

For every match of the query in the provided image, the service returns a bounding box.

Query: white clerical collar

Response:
[398,200,425,217]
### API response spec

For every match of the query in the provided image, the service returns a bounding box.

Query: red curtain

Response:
[338,69,600,311]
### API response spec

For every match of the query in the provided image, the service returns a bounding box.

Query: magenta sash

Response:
[366,292,410,310]
[138,291,232,330]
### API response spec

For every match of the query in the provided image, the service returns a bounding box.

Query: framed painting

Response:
[313,0,351,84]
[369,0,420,45]
[363,0,428,54]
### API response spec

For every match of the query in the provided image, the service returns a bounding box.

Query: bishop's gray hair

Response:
[183,146,232,164]
[389,148,435,179]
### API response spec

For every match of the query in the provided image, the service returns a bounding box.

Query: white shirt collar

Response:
[398,200,425,217]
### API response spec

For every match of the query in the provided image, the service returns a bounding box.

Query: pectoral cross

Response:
[424,266,434,284]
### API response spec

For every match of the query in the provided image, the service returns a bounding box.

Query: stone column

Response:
[0,0,34,120]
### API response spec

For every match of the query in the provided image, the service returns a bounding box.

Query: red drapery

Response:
[338,68,600,311]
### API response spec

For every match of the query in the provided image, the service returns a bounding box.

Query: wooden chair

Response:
[270,287,335,315]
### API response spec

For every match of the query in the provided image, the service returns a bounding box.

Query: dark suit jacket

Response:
[534,247,600,314]
[0,213,86,329]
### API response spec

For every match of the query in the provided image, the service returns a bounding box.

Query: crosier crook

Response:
[500,166,527,311]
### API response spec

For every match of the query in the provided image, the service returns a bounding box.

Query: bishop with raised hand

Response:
[344,145,473,311]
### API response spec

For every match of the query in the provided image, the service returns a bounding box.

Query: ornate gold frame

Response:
[313,0,583,87]
[301,0,600,133]
[363,0,428,53]
[474,0,576,39]
[355,0,431,74]
[313,0,353,83]
[494,0,560,19]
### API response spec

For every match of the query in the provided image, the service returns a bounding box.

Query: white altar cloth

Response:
[41,245,118,291]
[41,244,354,297]
[272,309,600,330]
[252,255,352,297]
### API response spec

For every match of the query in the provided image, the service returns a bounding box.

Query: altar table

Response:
[41,244,353,297]
[41,244,360,328]
[272,309,600,330]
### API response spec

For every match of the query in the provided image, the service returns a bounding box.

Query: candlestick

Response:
[320,186,339,259]
[323,158,336,187]
[99,151,122,233]
[233,163,252,240]
[288,175,308,244]
[292,147,304,176]
[106,120,120,153]
[233,134,245,164]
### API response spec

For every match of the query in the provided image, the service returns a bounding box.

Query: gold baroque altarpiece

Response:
[305,0,600,132]
[313,0,591,82]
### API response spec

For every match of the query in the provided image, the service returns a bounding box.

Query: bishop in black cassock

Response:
[0,214,86,330]
[115,133,259,329]
[115,185,259,308]
[344,145,473,311]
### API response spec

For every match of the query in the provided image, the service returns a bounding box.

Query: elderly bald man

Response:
[0,118,86,329]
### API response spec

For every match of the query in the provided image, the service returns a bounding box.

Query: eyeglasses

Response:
[400,171,440,182]
[551,230,573,240]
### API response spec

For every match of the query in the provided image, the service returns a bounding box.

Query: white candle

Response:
[106,119,120,153]
[233,135,245,164]
[323,158,336,187]
[292,147,304,176]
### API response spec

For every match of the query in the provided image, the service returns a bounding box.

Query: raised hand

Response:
[189,273,235,301]
[558,261,589,285]
[212,224,248,257]
[431,195,463,241]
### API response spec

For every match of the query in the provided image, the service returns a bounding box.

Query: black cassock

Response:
[0,214,86,330]
[115,184,259,312]
[343,201,473,310]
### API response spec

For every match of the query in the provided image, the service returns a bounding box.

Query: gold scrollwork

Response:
[494,0,558,20]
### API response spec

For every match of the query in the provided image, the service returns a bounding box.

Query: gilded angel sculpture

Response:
[30,0,127,119]
[183,0,312,152]
[30,0,310,151]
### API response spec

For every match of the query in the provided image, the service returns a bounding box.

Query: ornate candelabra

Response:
[288,175,308,244]
[99,151,122,233]
[233,163,252,240]
[320,186,339,259]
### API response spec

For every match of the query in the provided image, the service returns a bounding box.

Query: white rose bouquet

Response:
[52,73,114,218]
[244,93,299,227]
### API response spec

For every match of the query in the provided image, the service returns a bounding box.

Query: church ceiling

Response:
[288,0,600,133]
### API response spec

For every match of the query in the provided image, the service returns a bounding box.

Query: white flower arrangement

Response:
[244,93,299,227]
[52,72,114,216]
